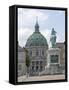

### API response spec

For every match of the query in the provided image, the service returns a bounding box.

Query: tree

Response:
[25,49,30,77]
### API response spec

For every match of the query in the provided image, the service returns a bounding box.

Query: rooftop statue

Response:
[50,28,57,48]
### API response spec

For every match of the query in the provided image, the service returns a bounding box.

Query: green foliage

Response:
[25,49,30,67]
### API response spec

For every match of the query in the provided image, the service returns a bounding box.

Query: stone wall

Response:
[18,48,26,77]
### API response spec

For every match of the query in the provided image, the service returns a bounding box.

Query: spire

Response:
[35,16,39,32]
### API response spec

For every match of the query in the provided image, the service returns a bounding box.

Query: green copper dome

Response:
[26,19,48,47]
[26,32,48,46]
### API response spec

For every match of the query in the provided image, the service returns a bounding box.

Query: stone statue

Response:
[50,28,57,48]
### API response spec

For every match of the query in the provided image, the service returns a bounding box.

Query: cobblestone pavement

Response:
[18,75,65,82]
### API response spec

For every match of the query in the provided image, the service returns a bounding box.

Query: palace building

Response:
[18,19,65,77]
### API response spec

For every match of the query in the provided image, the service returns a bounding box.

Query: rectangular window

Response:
[32,61,35,65]
[40,66,43,71]
[36,61,39,65]
[36,50,39,56]
[42,50,44,56]
[36,66,38,71]
[32,66,34,71]
[40,61,43,65]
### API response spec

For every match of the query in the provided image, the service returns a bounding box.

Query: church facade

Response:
[18,20,65,77]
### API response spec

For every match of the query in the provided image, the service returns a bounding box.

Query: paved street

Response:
[18,75,65,82]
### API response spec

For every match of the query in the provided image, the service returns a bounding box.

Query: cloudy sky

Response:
[18,8,65,47]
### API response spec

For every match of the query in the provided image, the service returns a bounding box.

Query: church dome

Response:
[26,32,48,46]
[25,19,48,47]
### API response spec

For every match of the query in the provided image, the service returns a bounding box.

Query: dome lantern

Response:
[25,18,48,47]
[35,16,39,33]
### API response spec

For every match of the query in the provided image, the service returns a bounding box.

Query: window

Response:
[42,50,44,56]
[36,50,39,56]
[36,61,39,65]
[32,61,35,65]
[36,66,38,71]
[32,66,34,71]
[40,66,43,71]
[50,55,58,63]
[40,61,43,65]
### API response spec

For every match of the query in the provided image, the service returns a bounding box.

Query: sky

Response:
[18,8,65,47]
